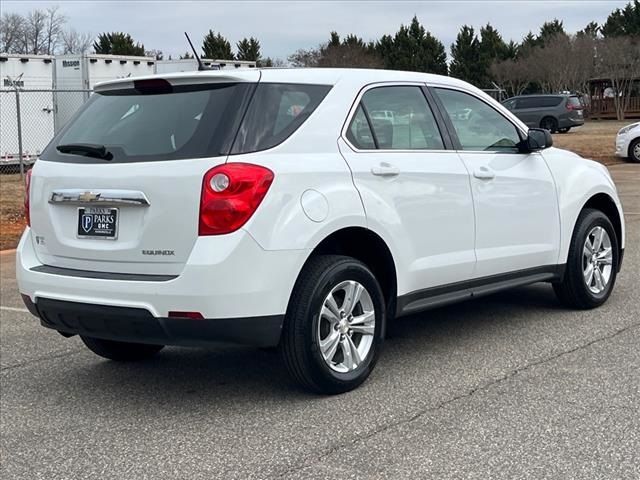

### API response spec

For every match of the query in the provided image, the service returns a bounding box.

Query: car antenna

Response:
[184,32,219,71]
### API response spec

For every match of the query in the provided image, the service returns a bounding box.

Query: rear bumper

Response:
[558,117,584,129]
[23,296,283,347]
[17,228,310,346]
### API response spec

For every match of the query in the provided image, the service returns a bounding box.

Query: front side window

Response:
[435,88,521,152]
[231,83,331,154]
[354,86,445,150]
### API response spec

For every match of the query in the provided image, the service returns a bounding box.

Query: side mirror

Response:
[525,128,553,151]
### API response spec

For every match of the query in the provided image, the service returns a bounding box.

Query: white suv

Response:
[615,122,640,162]
[17,69,625,394]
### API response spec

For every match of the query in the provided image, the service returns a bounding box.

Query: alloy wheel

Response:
[317,280,375,373]
[582,226,613,294]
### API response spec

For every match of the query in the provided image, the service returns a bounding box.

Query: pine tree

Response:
[449,26,482,85]
[379,16,447,74]
[93,32,145,56]
[202,30,233,59]
[602,0,640,37]
[236,37,261,61]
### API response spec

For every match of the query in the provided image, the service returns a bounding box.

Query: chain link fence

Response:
[0,88,92,178]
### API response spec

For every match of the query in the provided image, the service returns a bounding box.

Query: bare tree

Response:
[287,47,321,67]
[43,6,66,54]
[24,8,48,54]
[596,36,640,120]
[60,28,93,54]
[0,12,25,53]
[490,59,530,96]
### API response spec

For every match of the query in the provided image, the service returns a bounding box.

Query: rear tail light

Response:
[24,169,32,226]
[566,101,582,111]
[199,163,274,236]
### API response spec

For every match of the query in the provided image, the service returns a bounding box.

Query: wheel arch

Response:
[579,192,624,270]
[298,226,398,321]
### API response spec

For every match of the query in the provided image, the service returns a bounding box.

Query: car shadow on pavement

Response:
[71,283,564,403]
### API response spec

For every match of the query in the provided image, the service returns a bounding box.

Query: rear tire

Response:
[281,255,385,394]
[540,116,558,133]
[553,209,618,309]
[629,138,640,163]
[81,336,164,361]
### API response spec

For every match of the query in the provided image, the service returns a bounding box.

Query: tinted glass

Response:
[360,86,444,150]
[515,97,541,109]
[435,88,521,152]
[346,105,376,149]
[539,96,563,107]
[502,99,516,110]
[45,83,253,163]
[231,83,331,154]
[567,96,582,107]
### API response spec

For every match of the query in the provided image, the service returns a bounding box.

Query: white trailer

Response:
[0,54,55,167]
[155,58,256,74]
[53,54,155,132]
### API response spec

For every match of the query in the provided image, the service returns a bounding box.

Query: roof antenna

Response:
[184,32,219,70]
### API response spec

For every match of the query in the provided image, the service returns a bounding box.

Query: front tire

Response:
[81,336,164,361]
[553,209,618,309]
[629,138,640,163]
[281,255,385,394]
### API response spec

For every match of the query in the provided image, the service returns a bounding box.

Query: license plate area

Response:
[77,207,118,239]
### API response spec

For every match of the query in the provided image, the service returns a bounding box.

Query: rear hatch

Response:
[566,95,584,121]
[29,72,259,275]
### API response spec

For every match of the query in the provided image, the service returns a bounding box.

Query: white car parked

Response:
[17,69,625,394]
[615,122,640,162]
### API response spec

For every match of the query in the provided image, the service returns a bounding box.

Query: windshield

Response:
[44,82,255,163]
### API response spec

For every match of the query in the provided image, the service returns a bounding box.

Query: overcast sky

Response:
[4,0,630,60]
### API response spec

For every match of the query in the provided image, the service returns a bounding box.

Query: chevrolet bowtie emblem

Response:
[78,192,100,202]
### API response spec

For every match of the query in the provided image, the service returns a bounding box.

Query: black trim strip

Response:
[30,265,178,282]
[397,265,565,317]
[32,298,283,347]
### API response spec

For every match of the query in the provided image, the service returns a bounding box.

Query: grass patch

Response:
[0,174,26,250]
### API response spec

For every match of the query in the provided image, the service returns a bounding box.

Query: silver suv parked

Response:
[502,94,585,133]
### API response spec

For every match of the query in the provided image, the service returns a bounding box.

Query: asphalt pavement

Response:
[1,163,638,479]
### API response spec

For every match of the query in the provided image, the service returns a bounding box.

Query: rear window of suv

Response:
[43,81,331,163]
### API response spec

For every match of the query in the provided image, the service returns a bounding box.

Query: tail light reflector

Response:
[24,169,32,226]
[168,311,204,320]
[199,163,274,236]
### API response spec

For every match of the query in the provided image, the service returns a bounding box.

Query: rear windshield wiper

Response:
[56,143,113,160]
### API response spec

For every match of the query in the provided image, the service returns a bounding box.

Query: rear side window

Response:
[45,83,254,163]
[231,83,331,154]
[516,96,562,109]
[347,86,444,150]
[346,105,376,149]
[539,97,563,107]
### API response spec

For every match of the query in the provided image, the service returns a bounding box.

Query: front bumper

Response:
[17,228,310,346]
[615,134,630,158]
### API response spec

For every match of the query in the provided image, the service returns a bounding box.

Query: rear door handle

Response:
[371,163,400,177]
[473,166,495,180]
